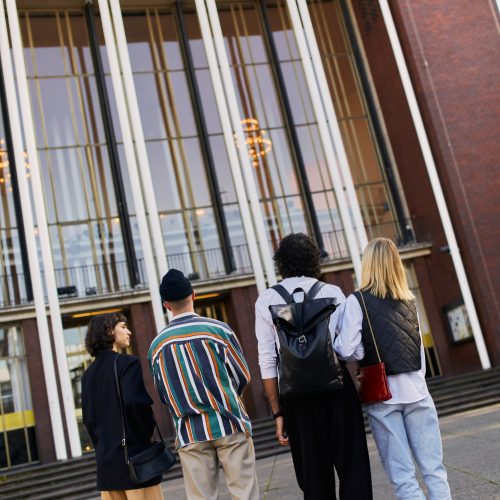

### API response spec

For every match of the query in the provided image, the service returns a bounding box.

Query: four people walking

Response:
[82,235,451,500]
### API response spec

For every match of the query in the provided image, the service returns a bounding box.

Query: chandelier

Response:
[236,118,272,167]
[0,138,30,191]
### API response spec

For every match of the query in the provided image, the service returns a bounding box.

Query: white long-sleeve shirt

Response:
[255,276,345,380]
[334,294,429,404]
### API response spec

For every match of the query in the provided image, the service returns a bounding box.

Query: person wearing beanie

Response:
[148,269,259,500]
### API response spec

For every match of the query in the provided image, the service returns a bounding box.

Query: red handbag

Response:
[356,292,392,405]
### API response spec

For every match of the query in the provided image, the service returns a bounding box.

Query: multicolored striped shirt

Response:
[148,313,252,449]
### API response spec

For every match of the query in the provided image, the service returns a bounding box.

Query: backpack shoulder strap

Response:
[307,280,325,300]
[271,284,294,304]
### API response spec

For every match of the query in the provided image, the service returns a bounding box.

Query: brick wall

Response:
[389,0,500,364]
[23,318,56,463]
[226,285,269,419]
[128,303,175,438]
[349,0,499,372]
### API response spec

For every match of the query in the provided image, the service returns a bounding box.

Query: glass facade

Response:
[121,7,251,279]
[6,2,407,299]
[0,99,27,308]
[62,318,95,452]
[307,0,403,241]
[19,10,142,299]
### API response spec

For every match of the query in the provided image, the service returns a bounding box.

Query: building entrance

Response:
[63,309,130,452]
[0,325,37,469]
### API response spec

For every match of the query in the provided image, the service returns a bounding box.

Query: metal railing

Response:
[0,244,253,309]
[0,220,423,309]
[320,228,350,261]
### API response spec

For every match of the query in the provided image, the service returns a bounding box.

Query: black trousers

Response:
[282,372,373,500]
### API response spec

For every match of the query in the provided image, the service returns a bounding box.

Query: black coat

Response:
[81,350,161,491]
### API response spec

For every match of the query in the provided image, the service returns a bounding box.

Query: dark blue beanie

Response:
[159,269,193,302]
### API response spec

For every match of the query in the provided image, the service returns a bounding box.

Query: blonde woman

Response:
[334,238,451,500]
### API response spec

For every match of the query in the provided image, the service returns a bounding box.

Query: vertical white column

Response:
[107,0,169,281]
[378,0,490,369]
[204,0,277,287]
[6,0,82,457]
[0,1,68,460]
[194,0,268,293]
[286,0,363,280]
[295,0,369,251]
[97,0,166,331]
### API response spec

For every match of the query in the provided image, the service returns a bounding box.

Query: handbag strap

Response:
[113,353,129,463]
[358,291,382,364]
[113,353,165,458]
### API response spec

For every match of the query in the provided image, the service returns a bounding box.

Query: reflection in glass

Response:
[63,322,93,452]
[217,1,316,251]
[0,326,37,468]
[307,0,402,242]
[19,9,135,298]
[122,7,245,278]
[0,104,26,307]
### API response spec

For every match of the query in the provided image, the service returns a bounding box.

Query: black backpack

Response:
[269,281,344,398]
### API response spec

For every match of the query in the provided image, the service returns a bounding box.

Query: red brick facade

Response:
[23,318,56,463]
[350,0,499,372]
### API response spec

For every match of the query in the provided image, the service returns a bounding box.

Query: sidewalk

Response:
[161,404,500,499]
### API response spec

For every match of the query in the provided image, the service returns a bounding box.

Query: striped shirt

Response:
[148,313,252,449]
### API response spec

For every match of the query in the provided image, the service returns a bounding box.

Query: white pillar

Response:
[194,0,268,293]
[0,1,68,460]
[295,0,369,252]
[204,0,277,287]
[286,0,363,281]
[97,0,166,331]
[107,0,169,280]
[378,0,491,369]
[6,0,82,457]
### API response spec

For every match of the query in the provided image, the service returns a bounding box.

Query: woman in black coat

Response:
[81,312,164,499]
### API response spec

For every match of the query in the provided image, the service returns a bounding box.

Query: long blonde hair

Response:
[360,238,414,301]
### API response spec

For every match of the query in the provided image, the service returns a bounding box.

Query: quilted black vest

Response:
[356,292,421,375]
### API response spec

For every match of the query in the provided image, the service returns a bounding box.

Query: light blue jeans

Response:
[366,394,451,500]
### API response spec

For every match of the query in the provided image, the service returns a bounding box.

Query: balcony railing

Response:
[0,221,419,310]
[0,244,253,309]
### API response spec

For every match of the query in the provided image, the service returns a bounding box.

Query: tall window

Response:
[0,104,26,307]
[19,10,138,298]
[63,319,93,452]
[0,326,37,468]
[307,0,402,241]
[122,7,251,279]
[218,1,321,252]
[63,310,130,453]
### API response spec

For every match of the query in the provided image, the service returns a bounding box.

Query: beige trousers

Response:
[178,432,259,500]
[100,484,164,500]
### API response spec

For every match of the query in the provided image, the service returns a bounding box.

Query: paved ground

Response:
[160,404,500,499]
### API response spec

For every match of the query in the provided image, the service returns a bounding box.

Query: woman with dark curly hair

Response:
[81,313,164,500]
[255,233,372,499]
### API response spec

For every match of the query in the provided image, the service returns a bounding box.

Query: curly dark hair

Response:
[273,233,321,279]
[85,312,127,357]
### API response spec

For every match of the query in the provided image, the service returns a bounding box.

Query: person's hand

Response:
[275,416,289,446]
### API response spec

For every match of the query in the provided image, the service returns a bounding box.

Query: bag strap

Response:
[271,284,294,304]
[357,292,382,364]
[307,280,324,300]
[113,354,164,459]
[113,353,129,463]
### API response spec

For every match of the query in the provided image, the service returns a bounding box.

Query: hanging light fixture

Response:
[235,118,272,167]
[0,138,30,190]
